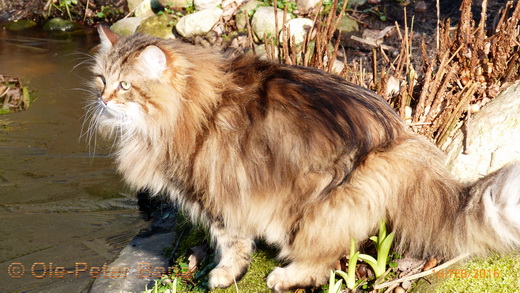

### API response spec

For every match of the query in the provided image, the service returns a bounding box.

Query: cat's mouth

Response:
[98,99,146,129]
[99,98,122,115]
[98,99,127,121]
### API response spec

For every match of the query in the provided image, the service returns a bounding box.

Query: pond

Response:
[0,27,149,292]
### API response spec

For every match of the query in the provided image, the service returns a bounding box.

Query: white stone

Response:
[296,0,321,11]
[337,15,359,33]
[349,0,368,6]
[251,6,288,41]
[254,43,279,60]
[136,14,176,39]
[332,59,345,75]
[194,0,223,10]
[110,17,146,36]
[158,0,191,8]
[175,7,223,37]
[444,81,520,183]
[235,0,263,30]
[279,18,313,46]
[127,0,143,11]
[385,75,400,97]
[127,0,156,18]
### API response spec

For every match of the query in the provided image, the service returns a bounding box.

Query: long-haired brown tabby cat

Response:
[87,26,520,291]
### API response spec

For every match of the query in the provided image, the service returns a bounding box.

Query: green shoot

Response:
[358,220,395,279]
[327,271,344,293]
[329,238,365,292]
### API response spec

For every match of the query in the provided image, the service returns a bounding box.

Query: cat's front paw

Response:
[209,267,235,289]
[266,267,289,293]
[267,264,328,292]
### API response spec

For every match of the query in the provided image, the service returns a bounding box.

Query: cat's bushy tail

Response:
[364,133,520,259]
[462,162,520,252]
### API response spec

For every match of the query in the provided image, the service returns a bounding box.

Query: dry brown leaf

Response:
[422,257,438,271]
[188,244,207,273]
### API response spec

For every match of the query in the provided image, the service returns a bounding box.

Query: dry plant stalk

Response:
[262,0,358,79]
[249,0,519,147]
[388,0,520,146]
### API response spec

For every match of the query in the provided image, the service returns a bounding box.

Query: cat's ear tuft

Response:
[97,25,119,51]
[139,45,167,78]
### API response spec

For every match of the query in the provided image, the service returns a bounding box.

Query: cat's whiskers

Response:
[112,117,125,152]
[69,56,96,74]
[83,103,105,158]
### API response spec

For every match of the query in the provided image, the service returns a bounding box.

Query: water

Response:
[0,27,148,292]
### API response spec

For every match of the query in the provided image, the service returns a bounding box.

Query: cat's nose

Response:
[99,96,109,105]
[99,94,110,105]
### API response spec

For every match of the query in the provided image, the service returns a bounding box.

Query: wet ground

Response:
[0,28,149,292]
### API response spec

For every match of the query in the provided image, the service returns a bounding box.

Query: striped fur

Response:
[86,27,520,291]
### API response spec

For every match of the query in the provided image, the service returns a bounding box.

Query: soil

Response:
[340,0,510,61]
[0,0,127,24]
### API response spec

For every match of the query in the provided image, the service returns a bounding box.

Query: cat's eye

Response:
[119,81,132,91]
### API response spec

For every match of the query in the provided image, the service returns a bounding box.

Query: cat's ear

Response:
[139,45,167,78]
[97,25,119,51]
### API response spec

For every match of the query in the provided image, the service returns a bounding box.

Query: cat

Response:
[86,26,520,292]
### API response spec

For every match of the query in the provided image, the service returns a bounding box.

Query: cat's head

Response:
[88,26,187,140]
[86,27,226,155]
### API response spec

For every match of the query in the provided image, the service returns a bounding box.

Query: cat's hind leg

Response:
[267,183,385,292]
[208,221,255,289]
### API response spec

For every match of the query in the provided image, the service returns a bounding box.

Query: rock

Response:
[251,6,289,41]
[158,0,191,8]
[110,17,146,36]
[136,14,176,39]
[296,0,321,11]
[127,0,156,18]
[386,75,401,97]
[235,13,247,31]
[175,7,223,38]
[42,17,80,32]
[127,0,142,11]
[240,0,264,14]
[332,59,345,75]
[415,0,428,13]
[2,20,37,31]
[221,0,246,23]
[337,15,359,33]
[235,0,263,30]
[194,0,223,10]
[254,43,279,60]
[279,18,313,46]
[444,81,520,184]
[89,206,176,293]
[89,231,174,292]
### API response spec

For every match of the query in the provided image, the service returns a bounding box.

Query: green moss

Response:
[145,208,280,293]
[168,243,279,293]
[414,253,520,293]
[212,247,279,293]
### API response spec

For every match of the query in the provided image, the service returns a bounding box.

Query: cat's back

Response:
[222,54,406,157]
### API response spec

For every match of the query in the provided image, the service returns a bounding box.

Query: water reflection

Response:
[0,27,147,292]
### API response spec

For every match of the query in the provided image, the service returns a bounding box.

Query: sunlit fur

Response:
[87,27,520,291]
